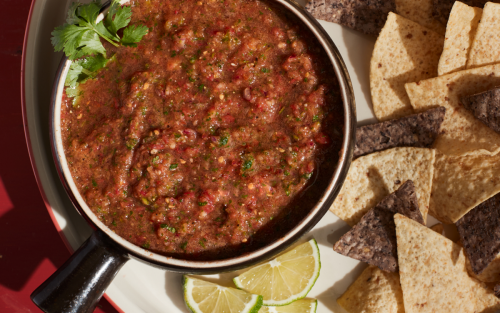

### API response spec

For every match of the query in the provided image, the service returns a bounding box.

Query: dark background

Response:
[0,0,118,311]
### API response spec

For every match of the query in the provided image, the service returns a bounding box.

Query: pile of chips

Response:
[306,0,500,312]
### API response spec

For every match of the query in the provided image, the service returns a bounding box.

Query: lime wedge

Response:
[183,276,263,313]
[233,239,321,306]
[259,299,317,312]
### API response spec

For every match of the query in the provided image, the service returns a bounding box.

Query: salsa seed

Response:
[218,156,224,163]
[77,114,83,119]
[151,149,158,154]
[180,159,186,164]
[248,183,254,190]
[219,94,224,100]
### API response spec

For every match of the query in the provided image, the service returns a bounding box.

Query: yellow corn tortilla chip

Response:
[467,2,500,69]
[394,214,478,313]
[370,12,444,121]
[438,2,482,76]
[395,0,446,35]
[337,265,405,313]
[430,149,500,223]
[472,278,500,313]
[330,147,435,226]
[405,63,500,155]
[430,223,445,235]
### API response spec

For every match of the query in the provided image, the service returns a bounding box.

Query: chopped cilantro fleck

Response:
[219,136,229,146]
[160,224,176,233]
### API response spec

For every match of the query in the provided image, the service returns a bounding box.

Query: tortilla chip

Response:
[430,223,445,235]
[405,63,500,155]
[430,149,500,223]
[461,87,500,134]
[333,181,424,272]
[395,0,446,35]
[354,107,445,158]
[472,279,500,312]
[394,214,478,312]
[456,192,500,282]
[371,13,444,121]
[467,2,500,69]
[432,0,494,25]
[470,255,500,284]
[437,2,482,76]
[337,265,405,313]
[304,0,395,36]
[330,147,435,226]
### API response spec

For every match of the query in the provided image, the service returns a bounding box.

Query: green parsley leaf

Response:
[104,0,132,40]
[121,24,149,47]
[52,0,149,91]
[65,54,109,88]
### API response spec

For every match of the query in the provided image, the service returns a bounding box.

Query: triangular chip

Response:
[394,214,478,312]
[354,107,445,158]
[473,279,500,312]
[430,223,445,235]
[467,2,500,69]
[437,1,482,76]
[430,149,500,223]
[457,192,500,282]
[337,265,405,313]
[371,13,443,121]
[432,0,494,25]
[460,87,500,134]
[304,0,395,36]
[405,63,500,155]
[334,180,424,272]
[395,0,446,35]
[331,147,435,226]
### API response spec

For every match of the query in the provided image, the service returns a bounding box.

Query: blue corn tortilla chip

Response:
[305,0,395,35]
[333,180,424,272]
[354,107,445,158]
[460,87,500,135]
[456,192,500,276]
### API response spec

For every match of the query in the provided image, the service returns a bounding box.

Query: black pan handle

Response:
[31,230,129,313]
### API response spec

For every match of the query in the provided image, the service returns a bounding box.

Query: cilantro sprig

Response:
[52,0,148,91]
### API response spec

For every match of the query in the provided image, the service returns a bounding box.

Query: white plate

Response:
[22,1,425,312]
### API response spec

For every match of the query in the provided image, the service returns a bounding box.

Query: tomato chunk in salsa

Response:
[61,0,343,258]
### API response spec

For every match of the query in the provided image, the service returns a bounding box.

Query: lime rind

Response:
[258,298,318,312]
[183,276,263,313]
[233,239,321,306]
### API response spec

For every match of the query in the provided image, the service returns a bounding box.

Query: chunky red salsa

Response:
[61,0,343,259]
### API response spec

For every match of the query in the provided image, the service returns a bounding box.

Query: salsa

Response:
[61,0,344,259]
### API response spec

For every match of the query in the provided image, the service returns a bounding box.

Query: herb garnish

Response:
[52,0,148,89]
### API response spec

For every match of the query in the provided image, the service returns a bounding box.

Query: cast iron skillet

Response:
[30,0,356,312]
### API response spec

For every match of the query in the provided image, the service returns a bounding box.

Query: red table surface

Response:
[0,0,118,312]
